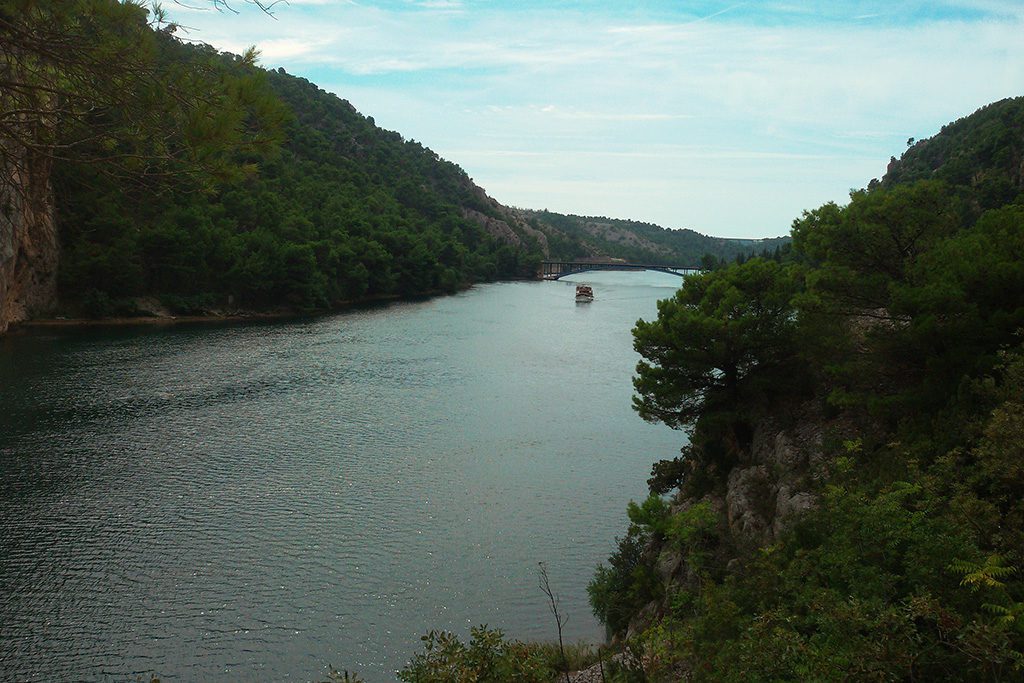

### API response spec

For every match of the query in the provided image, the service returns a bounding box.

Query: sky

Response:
[168,0,1024,238]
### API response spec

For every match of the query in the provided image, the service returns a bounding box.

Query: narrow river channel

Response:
[0,271,685,681]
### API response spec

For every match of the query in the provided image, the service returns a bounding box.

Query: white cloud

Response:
[412,0,464,9]
[256,36,340,60]
[169,3,1024,237]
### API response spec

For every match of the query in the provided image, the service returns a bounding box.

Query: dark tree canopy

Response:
[0,0,288,207]
[632,258,803,431]
[45,9,549,317]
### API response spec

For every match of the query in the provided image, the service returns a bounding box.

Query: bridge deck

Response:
[540,260,702,280]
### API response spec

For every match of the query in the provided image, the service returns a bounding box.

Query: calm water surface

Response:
[0,271,685,681]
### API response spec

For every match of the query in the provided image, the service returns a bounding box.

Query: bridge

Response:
[540,260,702,280]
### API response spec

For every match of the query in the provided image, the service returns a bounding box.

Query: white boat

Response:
[575,284,594,303]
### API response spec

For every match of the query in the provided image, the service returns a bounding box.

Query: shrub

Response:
[398,626,553,682]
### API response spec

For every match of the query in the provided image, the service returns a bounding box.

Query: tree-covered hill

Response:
[880,96,1024,213]
[568,97,1024,681]
[4,0,790,324]
[52,34,561,317]
[523,210,791,267]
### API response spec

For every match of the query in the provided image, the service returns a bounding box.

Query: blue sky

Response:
[170,0,1024,238]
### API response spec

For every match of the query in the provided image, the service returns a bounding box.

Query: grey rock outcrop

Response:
[462,207,523,248]
[631,401,834,638]
[461,186,552,256]
[0,143,58,333]
[724,407,826,544]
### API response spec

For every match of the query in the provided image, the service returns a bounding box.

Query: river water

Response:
[0,271,685,681]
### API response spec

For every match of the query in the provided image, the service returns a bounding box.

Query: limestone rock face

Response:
[725,464,773,538]
[578,220,672,257]
[723,403,826,544]
[462,207,522,248]
[461,185,551,257]
[773,486,815,538]
[0,145,58,333]
[628,402,834,642]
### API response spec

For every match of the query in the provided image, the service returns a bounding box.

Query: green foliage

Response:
[593,98,1024,681]
[794,180,962,308]
[632,259,806,465]
[46,6,546,315]
[619,475,1019,681]
[646,455,688,495]
[627,496,715,552]
[525,210,790,265]
[2,0,158,171]
[526,640,603,675]
[591,499,719,637]
[881,96,1024,213]
[665,502,716,552]
[950,555,1016,591]
[588,530,659,635]
[627,494,670,533]
[397,626,554,682]
[620,347,1024,679]
[792,184,1024,426]
[2,0,287,192]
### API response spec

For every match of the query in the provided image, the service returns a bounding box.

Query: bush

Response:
[588,530,660,635]
[398,626,553,682]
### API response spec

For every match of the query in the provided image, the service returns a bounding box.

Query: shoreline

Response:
[14,310,300,330]
[5,280,543,333]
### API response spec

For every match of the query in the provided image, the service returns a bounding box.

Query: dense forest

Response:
[50,29,549,317]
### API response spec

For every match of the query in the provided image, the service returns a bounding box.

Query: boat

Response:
[575,284,594,303]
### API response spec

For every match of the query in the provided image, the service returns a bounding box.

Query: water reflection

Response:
[0,271,684,681]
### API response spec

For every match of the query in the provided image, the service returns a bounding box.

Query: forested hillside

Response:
[524,210,791,267]
[54,46,796,320]
[52,38,554,317]
[571,98,1024,680]
[3,0,787,325]
[881,97,1024,205]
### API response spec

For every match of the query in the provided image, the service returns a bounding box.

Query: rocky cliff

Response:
[626,399,845,641]
[0,143,58,333]
[461,187,552,255]
[722,403,828,543]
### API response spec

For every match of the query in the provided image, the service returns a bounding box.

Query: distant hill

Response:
[260,69,792,271]
[522,210,791,266]
[263,67,554,264]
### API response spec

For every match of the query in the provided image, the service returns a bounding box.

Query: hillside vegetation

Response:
[52,38,551,317]
[573,96,1024,681]
[14,0,783,323]
[374,96,1024,683]
[389,96,1024,683]
[524,210,790,268]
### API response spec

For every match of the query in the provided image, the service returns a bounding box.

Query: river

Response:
[0,271,685,681]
